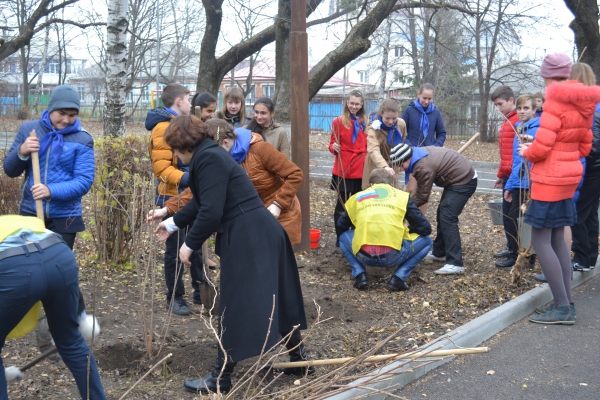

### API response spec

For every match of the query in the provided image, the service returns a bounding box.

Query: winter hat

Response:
[48,85,80,113]
[390,143,413,164]
[540,53,572,79]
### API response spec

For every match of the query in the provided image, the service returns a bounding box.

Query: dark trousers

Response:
[502,178,518,252]
[0,242,106,399]
[432,178,477,266]
[572,174,600,268]
[506,189,529,253]
[332,176,362,242]
[43,219,86,317]
[164,222,204,302]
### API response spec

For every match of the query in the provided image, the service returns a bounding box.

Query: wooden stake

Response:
[271,347,489,368]
[29,130,44,221]
[457,132,480,154]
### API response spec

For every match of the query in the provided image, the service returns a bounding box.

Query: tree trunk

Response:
[104,0,129,137]
[274,0,292,122]
[378,17,392,105]
[408,10,421,88]
[564,0,600,81]
[32,20,50,115]
[19,46,30,109]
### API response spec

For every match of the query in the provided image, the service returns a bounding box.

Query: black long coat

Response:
[173,138,307,362]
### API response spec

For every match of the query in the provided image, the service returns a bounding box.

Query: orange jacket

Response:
[524,81,600,201]
[148,118,185,198]
[497,109,519,179]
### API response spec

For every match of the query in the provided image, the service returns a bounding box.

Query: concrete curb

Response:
[325,267,600,400]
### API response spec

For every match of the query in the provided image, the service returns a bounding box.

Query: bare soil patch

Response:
[4,176,542,399]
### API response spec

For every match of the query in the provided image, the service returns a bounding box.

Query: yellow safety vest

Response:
[0,215,46,243]
[345,184,419,255]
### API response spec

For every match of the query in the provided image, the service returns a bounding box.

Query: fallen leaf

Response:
[580,383,588,386]
[486,370,495,375]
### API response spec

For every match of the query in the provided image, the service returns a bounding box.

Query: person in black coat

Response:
[154,115,312,394]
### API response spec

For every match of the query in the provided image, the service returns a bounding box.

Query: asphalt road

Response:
[397,275,600,400]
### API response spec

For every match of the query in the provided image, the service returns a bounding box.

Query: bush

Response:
[0,150,22,215]
[87,134,154,264]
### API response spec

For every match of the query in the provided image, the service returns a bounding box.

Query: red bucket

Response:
[310,229,321,249]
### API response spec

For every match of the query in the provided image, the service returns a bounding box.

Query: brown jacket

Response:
[411,146,475,207]
[362,118,407,189]
[165,133,303,245]
[149,118,185,198]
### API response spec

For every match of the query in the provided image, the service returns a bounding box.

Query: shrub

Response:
[88,134,154,264]
[0,150,22,215]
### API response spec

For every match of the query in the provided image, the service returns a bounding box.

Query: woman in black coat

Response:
[155,115,312,394]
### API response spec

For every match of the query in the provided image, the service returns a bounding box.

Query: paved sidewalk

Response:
[398,275,600,400]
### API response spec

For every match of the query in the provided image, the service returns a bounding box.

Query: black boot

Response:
[184,360,237,394]
[495,253,517,268]
[280,330,316,376]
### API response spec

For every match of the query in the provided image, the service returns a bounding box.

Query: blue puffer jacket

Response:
[3,119,94,219]
[402,102,447,147]
[505,117,539,191]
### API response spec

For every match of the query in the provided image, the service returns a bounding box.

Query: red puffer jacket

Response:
[329,116,367,179]
[524,80,600,201]
[497,109,519,179]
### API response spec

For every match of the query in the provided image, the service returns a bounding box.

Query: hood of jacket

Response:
[545,81,600,120]
[145,108,174,131]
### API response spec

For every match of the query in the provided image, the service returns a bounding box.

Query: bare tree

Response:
[31,17,49,114]
[104,0,129,137]
[564,0,600,81]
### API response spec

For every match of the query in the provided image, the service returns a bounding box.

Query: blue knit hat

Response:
[48,85,80,113]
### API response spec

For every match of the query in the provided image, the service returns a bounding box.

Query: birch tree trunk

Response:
[378,17,392,105]
[104,0,129,137]
[32,20,50,116]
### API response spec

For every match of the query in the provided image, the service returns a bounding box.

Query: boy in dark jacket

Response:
[402,83,447,147]
[490,85,520,263]
[391,143,477,275]
[571,103,600,272]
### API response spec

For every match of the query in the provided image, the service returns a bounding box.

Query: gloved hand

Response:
[267,203,281,219]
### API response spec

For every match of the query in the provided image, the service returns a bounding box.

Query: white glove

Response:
[162,217,179,233]
[267,203,281,219]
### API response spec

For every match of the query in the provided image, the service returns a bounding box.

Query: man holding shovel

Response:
[3,85,96,350]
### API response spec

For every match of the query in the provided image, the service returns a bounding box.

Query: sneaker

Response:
[536,302,575,315]
[166,297,191,316]
[590,265,596,270]
[434,264,464,275]
[572,262,586,272]
[529,304,575,325]
[425,251,446,262]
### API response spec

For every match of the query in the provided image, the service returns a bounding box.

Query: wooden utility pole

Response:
[290,0,310,251]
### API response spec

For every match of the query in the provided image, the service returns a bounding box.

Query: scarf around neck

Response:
[405,146,429,185]
[39,110,82,166]
[413,99,436,138]
[350,114,366,143]
[230,128,252,163]
[372,114,403,146]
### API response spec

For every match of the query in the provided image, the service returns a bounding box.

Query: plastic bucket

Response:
[487,199,504,225]
[518,217,532,248]
[310,229,321,249]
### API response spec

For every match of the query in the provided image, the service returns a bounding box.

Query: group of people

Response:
[492,54,600,325]
[0,49,598,399]
[330,85,477,292]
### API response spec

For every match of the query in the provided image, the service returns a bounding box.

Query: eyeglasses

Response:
[348,102,363,107]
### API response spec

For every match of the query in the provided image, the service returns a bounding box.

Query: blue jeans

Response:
[0,242,106,400]
[339,231,432,281]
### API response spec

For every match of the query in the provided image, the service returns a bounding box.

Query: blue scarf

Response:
[39,110,82,166]
[405,147,429,185]
[164,107,178,116]
[372,114,403,146]
[230,128,252,163]
[413,99,436,138]
[350,114,365,143]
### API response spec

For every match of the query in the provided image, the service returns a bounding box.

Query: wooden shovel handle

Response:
[29,131,44,221]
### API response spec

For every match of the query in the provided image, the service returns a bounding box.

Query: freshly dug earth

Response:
[3,178,542,399]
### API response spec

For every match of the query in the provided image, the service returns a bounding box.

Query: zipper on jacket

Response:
[44,145,51,218]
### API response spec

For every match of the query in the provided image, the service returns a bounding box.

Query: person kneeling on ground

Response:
[392,143,477,275]
[336,168,432,291]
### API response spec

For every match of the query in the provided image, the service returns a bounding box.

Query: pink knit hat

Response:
[540,53,572,79]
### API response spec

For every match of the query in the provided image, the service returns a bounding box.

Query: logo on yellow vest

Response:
[356,187,389,202]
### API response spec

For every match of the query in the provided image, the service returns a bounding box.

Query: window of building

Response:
[262,85,275,98]
[77,85,85,102]
[141,86,150,102]
[394,46,404,57]
[44,59,59,74]
[470,105,480,121]
[243,85,255,105]
[358,70,369,83]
